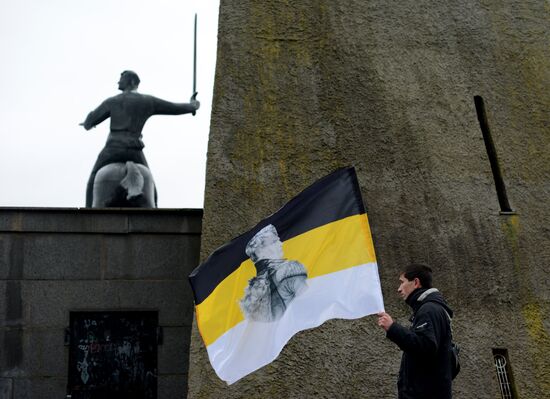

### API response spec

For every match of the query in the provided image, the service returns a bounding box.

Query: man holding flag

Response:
[378,264,454,399]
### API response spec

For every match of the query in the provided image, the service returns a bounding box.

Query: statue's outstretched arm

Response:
[152,96,200,116]
[81,101,110,130]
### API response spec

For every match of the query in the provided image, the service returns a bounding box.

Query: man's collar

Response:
[405,288,428,309]
[406,287,440,311]
[417,288,439,302]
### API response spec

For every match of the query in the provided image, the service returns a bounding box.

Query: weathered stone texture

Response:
[190,0,550,397]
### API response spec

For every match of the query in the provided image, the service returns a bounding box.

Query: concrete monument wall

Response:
[0,208,202,398]
[189,1,550,397]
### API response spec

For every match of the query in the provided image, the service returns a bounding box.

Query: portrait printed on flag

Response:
[189,167,384,384]
[240,224,308,322]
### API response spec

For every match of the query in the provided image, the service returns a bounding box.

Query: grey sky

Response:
[0,0,219,208]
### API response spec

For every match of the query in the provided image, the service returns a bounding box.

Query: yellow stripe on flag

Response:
[196,214,376,346]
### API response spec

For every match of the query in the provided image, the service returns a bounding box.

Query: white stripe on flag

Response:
[206,262,384,384]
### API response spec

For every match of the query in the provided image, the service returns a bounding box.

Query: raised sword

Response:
[191,13,198,116]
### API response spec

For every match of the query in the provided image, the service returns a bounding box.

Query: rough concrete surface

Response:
[189,1,550,398]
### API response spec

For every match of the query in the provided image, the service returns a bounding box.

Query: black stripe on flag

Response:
[189,167,365,305]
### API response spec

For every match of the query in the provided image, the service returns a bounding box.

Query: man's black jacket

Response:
[386,288,453,399]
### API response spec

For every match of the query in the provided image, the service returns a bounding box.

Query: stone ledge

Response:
[0,207,203,234]
[0,233,201,280]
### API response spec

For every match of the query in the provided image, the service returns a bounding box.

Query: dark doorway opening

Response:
[67,311,158,399]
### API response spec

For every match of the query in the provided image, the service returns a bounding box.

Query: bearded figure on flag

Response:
[240,225,308,322]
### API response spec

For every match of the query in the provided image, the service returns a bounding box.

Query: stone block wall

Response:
[0,208,202,398]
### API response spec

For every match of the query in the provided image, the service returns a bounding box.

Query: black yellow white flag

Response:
[189,167,384,384]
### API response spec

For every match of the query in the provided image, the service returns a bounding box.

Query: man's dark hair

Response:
[121,70,140,87]
[401,263,433,288]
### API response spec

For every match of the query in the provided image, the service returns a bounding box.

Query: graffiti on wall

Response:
[67,311,158,399]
